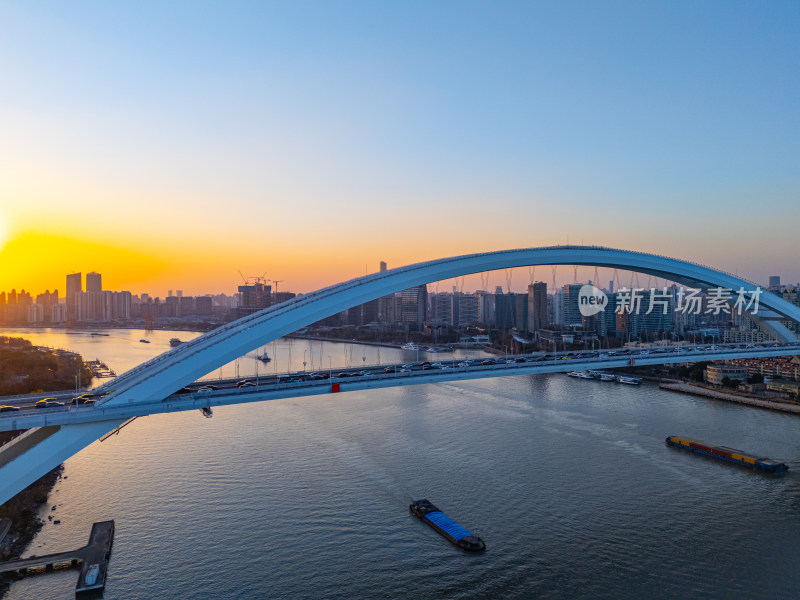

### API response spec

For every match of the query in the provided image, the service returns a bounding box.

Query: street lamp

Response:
[303,349,308,373]
[328,355,332,380]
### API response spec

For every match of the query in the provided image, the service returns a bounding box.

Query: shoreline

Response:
[659,381,800,415]
[284,334,403,349]
[0,461,64,599]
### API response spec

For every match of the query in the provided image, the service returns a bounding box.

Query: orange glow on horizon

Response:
[0,230,552,299]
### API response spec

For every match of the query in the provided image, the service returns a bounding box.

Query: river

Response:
[2,328,800,599]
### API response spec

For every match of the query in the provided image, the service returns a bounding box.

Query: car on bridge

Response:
[73,394,96,405]
[0,405,20,412]
[35,399,64,409]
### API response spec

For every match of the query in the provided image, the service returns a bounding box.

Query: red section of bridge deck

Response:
[331,383,340,393]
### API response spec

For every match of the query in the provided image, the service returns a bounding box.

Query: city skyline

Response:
[2,2,799,295]
[1,260,797,304]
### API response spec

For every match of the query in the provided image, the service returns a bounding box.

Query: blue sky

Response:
[1,1,798,294]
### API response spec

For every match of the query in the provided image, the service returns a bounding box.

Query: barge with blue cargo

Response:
[410,499,485,551]
[665,436,788,473]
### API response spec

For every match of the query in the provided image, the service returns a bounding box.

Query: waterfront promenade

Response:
[659,382,800,415]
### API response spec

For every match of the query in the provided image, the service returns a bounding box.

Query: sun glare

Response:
[0,215,7,253]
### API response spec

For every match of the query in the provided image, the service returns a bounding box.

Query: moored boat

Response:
[169,338,182,347]
[85,564,100,586]
[410,499,485,551]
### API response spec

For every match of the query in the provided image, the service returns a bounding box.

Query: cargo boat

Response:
[665,436,788,473]
[410,499,485,551]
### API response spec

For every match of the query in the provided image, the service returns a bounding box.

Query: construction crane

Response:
[237,270,268,286]
[271,279,285,304]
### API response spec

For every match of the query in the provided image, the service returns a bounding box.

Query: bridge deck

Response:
[1,347,798,433]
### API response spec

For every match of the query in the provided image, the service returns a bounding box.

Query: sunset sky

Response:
[2,1,798,297]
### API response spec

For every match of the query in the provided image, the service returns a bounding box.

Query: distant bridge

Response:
[1,245,799,504]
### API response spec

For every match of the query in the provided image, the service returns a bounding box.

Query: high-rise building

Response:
[86,272,102,293]
[27,304,44,323]
[515,293,528,331]
[66,272,82,322]
[550,289,564,326]
[400,285,427,331]
[51,304,67,323]
[431,293,453,324]
[361,298,379,324]
[380,261,387,272]
[769,276,782,292]
[179,296,195,316]
[236,283,272,318]
[164,295,180,318]
[456,294,480,326]
[196,296,213,316]
[604,292,618,337]
[495,293,516,329]
[562,284,584,328]
[477,291,496,326]
[111,291,132,320]
[527,282,547,333]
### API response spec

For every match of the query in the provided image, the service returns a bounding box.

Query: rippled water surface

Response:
[3,329,800,599]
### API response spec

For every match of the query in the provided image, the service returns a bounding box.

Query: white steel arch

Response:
[99,245,799,406]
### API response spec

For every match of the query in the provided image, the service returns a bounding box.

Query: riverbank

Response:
[0,459,64,598]
[0,336,91,598]
[659,381,800,415]
[284,334,402,349]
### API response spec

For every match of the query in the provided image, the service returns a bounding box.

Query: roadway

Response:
[1,343,799,433]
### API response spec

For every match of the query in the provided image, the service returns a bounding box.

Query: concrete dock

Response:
[0,520,114,595]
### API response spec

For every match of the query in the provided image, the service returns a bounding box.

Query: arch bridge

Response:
[1,245,799,504]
